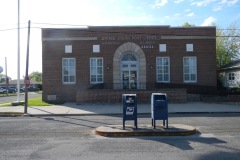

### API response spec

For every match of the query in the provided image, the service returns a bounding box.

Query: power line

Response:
[2,21,240,30]
[0,22,240,38]
[0,27,27,32]
[0,23,27,27]
[218,29,240,30]
[32,22,88,27]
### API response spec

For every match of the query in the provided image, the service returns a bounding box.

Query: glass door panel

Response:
[130,70,137,89]
[122,71,129,89]
[122,70,137,89]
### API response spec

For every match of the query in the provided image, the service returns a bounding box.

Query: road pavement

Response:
[0,114,240,160]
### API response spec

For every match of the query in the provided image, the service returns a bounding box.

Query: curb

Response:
[95,124,196,137]
[0,112,240,117]
[19,112,240,116]
[0,112,24,117]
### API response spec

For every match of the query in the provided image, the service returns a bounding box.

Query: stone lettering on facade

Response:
[140,40,155,49]
[101,35,157,48]
[101,36,116,41]
[101,41,120,45]
[146,36,157,40]
[141,45,154,49]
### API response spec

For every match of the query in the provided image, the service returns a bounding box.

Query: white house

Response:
[218,59,240,88]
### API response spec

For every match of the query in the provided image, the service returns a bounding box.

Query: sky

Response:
[0,0,239,79]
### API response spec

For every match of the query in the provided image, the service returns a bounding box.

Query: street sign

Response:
[25,76,30,87]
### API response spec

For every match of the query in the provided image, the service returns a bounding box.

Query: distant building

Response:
[218,59,240,88]
[0,79,40,88]
[42,26,216,103]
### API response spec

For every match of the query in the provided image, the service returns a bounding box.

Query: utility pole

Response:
[24,20,31,114]
[5,57,8,96]
[17,0,20,102]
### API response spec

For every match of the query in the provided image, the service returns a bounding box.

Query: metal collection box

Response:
[151,93,168,129]
[122,94,137,130]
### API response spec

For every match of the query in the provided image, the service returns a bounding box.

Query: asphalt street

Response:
[0,113,240,160]
[0,92,40,104]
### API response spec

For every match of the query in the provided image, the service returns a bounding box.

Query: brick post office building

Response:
[42,26,216,103]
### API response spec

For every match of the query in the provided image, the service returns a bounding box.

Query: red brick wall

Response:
[42,26,216,102]
[76,89,187,103]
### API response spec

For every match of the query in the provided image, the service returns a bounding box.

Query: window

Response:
[156,57,170,82]
[186,44,193,52]
[93,45,100,53]
[90,58,103,83]
[183,57,197,83]
[159,44,166,52]
[65,45,72,53]
[228,73,235,80]
[122,52,137,61]
[62,58,76,84]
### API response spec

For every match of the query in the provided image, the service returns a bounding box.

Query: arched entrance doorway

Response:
[121,52,138,89]
[113,42,146,89]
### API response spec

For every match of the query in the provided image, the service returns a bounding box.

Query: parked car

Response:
[0,87,6,94]
[21,86,40,92]
[20,88,24,93]
[9,86,17,92]
[0,86,16,93]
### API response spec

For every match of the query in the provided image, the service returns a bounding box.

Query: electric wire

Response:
[0,22,239,38]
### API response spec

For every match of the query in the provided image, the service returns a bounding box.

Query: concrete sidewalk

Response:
[0,102,240,116]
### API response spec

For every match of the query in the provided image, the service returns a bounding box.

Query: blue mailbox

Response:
[151,93,168,129]
[122,94,137,130]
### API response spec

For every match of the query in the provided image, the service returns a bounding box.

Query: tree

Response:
[0,74,4,83]
[182,22,195,27]
[29,71,42,82]
[0,74,11,83]
[216,22,240,68]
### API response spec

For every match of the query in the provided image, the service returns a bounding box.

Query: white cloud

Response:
[187,12,195,17]
[151,0,168,8]
[115,14,154,22]
[213,6,222,11]
[136,6,142,10]
[228,0,238,6]
[220,0,238,6]
[174,0,184,3]
[174,13,181,16]
[213,0,238,12]
[184,9,191,12]
[201,16,216,26]
[191,0,216,6]
[127,5,133,9]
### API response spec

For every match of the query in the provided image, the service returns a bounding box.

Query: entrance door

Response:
[122,70,137,89]
[121,52,139,89]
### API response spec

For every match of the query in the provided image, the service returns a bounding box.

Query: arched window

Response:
[121,52,137,61]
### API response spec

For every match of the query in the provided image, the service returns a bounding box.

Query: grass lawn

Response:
[27,97,53,106]
[0,93,18,97]
[0,96,58,107]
